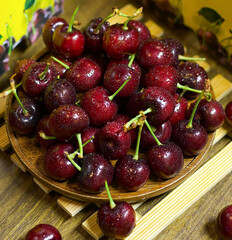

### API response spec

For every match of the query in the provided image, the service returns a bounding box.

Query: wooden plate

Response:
[5,48,215,203]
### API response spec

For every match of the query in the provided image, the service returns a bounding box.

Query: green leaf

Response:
[24,0,35,11]
[0,34,2,40]
[198,7,224,25]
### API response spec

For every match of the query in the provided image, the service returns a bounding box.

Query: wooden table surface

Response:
[1,0,232,239]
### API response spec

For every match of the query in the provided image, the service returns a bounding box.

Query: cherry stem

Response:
[128,53,135,68]
[39,131,56,140]
[76,133,83,158]
[123,108,152,131]
[6,23,13,56]
[69,136,94,159]
[144,120,162,146]
[94,8,118,34]
[51,56,70,69]
[105,181,116,209]
[38,64,50,80]
[178,89,186,102]
[178,55,206,61]
[65,153,82,172]
[108,76,131,101]
[68,6,80,32]
[187,91,204,129]
[0,80,22,98]
[10,78,28,116]
[133,124,143,160]
[121,7,143,30]
[177,83,202,94]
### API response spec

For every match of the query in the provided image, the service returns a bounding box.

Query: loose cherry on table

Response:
[97,181,136,239]
[217,205,232,240]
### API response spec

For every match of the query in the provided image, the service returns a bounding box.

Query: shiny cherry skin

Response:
[225,101,232,126]
[169,93,188,126]
[98,201,136,239]
[25,224,62,240]
[44,79,77,113]
[22,62,58,97]
[14,59,36,82]
[84,17,110,53]
[53,25,85,59]
[125,91,144,117]
[81,126,99,154]
[44,143,77,181]
[49,105,89,141]
[36,115,58,149]
[81,86,118,127]
[77,153,114,193]
[140,121,172,149]
[172,120,208,156]
[9,96,41,135]
[95,121,131,160]
[142,65,179,95]
[103,24,140,59]
[65,57,102,92]
[217,205,232,240]
[147,142,184,179]
[42,16,68,50]
[114,155,150,191]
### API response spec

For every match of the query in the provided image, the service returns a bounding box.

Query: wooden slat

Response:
[213,121,231,145]
[0,97,6,119]
[33,178,52,194]
[193,55,210,72]
[82,201,144,240]
[57,196,89,217]
[0,124,11,151]
[211,74,232,101]
[125,141,232,240]
[10,153,27,172]
[145,19,164,38]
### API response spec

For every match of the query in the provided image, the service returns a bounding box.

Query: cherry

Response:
[44,79,77,113]
[25,224,62,240]
[14,59,36,82]
[22,62,58,97]
[52,7,85,59]
[81,127,98,154]
[97,181,136,239]
[42,16,68,50]
[44,143,77,181]
[141,65,179,95]
[225,101,232,126]
[49,105,89,141]
[36,115,57,149]
[124,91,144,117]
[95,121,131,160]
[217,205,232,240]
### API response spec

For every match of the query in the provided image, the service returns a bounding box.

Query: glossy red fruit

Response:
[49,105,89,141]
[14,59,36,82]
[225,101,232,126]
[81,127,98,154]
[125,91,144,117]
[44,143,77,181]
[53,25,85,59]
[98,201,136,239]
[25,224,62,240]
[103,24,140,59]
[217,205,232,240]
[147,142,184,179]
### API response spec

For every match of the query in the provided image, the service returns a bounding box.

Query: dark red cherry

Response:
[98,201,136,239]
[42,16,68,50]
[77,153,114,193]
[225,101,232,126]
[44,143,77,181]
[44,79,77,113]
[103,24,140,59]
[25,224,62,240]
[114,155,150,191]
[36,115,58,149]
[125,91,144,117]
[172,120,208,156]
[142,65,179,95]
[22,62,58,97]
[81,86,118,126]
[95,121,131,160]
[141,121,172,149]
[147,142,184,179]
[217,205,232,240]
[65,57,102,92]
[14,59,36,82]
[49,105,89,141]
[81,127,98,154]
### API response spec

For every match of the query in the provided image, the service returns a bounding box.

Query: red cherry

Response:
[225,101,232,126]
[217,205,232,240]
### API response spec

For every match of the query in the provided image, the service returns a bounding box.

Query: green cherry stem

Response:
[39,132,56,140]
[121,7,143,30]
[108,76,131,101]
[51,56,70,69]
[67,6,80,33]
[0,80,22,98]
[178,55,206,61]
[76,133,83,158]
[144,120,162,146]
[128,53,136,68]
[187,91,204,129]
[105,181,116,209]
[65,153,82,171]
[133,124,143,160]
[6,23,13,56]
[38,64,50,80]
